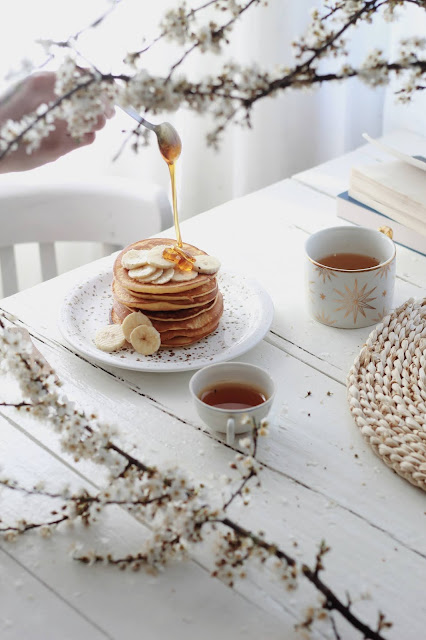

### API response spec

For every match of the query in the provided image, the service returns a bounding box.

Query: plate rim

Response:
[58,268,274,373]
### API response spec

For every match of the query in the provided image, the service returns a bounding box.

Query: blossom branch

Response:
[0,76,97,161]
[1,1,425,155]
[0,401,34,408]
[127,0,240,60]
[39,0,124,50]
[301,564,391,640]
[222,424,260,511]
[0,337,389,640]
[0,515,69,536]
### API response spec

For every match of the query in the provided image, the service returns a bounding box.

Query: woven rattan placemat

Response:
[347,298,426,492]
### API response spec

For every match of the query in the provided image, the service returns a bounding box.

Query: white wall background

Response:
[0,1,424,295]
[383,5,426,137]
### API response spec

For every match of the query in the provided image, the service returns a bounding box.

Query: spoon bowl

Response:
[120,106,181,163]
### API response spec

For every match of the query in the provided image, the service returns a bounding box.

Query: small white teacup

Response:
[305,226,396,329]
[189,362,275,445]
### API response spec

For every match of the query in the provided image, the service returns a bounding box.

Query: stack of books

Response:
[337,135,426,256]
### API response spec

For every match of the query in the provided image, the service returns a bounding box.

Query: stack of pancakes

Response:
[111,238,223,348]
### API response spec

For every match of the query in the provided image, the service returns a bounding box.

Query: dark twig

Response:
[0,515,68,534]
[301,564,388,640]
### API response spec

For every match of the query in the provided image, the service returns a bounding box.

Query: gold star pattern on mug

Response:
[372,307,389,324]
[308,280,315,301]
[374,260,394,279]
[314,265,337,284]
[333,279,377,323]
[314,310,336,326]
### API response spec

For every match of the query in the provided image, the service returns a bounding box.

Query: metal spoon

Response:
[120,105,182,164]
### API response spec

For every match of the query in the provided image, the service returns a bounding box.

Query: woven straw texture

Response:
[347,298,426,492]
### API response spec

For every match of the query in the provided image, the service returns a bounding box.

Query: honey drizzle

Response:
[158,123,195,270]
[167,161,183,248]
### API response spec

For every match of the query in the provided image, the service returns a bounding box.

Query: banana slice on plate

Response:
[130,325,161,355]
[121,249,150,270]
[95,325,126,352]
[193,255,220,275]
[147,245,176,269]
[122,311,153,341]
[171,269,198,282]
[128,265,158,279]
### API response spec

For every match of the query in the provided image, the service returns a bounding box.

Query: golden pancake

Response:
[112,279,218,311]
[112,294,222,331]
[112,294,222,332]
[111,309,220,347]
[160,323,220,347]
[119,278,217,302]
[152,294,223,333]
[157,314,222,341]
[145,298,217,321]
[114,238,211,294]
[111,307,131,327]
[111,300,134,324]
[111,294,223,345]
[109,237,224,350]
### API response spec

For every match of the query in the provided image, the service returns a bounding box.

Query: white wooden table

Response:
[1,130,425,640]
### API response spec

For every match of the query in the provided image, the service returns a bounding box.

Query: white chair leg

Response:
[39,243,57,282]
[0,246,18,298]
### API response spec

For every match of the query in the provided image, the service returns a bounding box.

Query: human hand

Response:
[0,71,114,173]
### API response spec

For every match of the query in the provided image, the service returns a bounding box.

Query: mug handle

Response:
[226,418,235,446]
[378,226,393,239]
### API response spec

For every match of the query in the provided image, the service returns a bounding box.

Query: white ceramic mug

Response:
[305,226,396,329]
[189,362,275,445]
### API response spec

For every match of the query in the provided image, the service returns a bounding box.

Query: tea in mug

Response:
[318,252,379,270]
[199,382,266,410]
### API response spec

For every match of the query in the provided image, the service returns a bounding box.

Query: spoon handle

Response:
[119,105,157,132]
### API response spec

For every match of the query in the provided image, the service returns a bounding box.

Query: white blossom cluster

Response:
[0,0,424,158]
[158,0,259,53]
[121,69,181,114]
[212,530,297,589]
[0,104,56,156]
[160,3,196,46]
[0,315,273,579]
[358,48,390,86]
[54,58,118,139]
[395,36,426,101]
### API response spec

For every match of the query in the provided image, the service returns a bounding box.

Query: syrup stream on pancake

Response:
[155,123,195,271]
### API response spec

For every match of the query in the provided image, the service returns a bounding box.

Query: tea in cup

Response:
[189,362,275,445]
[305,226,396,329]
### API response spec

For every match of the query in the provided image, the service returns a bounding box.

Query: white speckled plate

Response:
[58,269,274,373]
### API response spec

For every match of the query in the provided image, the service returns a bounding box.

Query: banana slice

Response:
[193,255,221,275]
[152,267,175,284]
[131,268,164,282]
[130,325,161,355]
[171,269,198,282]
[147,245,176,269]
[95,325,126,352]
[128,265,158,280]
[122,312,152,341]
[146,269,165,282]
[121,250,150,270]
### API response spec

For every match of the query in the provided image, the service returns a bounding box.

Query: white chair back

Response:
[0,177,172,297]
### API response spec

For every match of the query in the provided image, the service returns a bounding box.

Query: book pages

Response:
[362,133,426,173]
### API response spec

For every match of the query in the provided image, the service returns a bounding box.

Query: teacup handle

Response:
[378,226,393,239]
[226,418,235,446]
